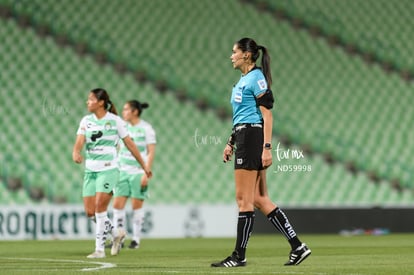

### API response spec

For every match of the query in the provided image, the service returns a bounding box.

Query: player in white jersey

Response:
[111,100,156,250]
[72,88,152,259]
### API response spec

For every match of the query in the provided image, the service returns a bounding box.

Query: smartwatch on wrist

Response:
[264,143,272,150]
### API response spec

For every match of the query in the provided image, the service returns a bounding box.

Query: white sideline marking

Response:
[0,257,116,272]
[114,272,326,274]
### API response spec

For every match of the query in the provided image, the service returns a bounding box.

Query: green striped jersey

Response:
[77,112,128,172]
[119,119,156,174]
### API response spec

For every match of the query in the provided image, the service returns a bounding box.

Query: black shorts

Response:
[233,123,264,170]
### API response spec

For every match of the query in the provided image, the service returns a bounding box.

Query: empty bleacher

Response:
[259,0,414,72]
[0,0,413,206]
[0,16,236,204]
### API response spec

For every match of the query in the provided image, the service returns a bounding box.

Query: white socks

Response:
[113,208,126,230]
[95,211,113,252]
[132,208,145,243]
[105,208,145,245]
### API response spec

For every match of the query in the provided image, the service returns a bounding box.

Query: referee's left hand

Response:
[223,144,233,163]
[262,149,272,169]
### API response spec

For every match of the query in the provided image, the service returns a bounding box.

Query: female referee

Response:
[72,88,151,258]
[211,38,311,267]
[111,100,156,250]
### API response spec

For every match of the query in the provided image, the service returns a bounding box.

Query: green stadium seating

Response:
[0,17,235,204]
[0,0,413,206]
[261,0,414,71]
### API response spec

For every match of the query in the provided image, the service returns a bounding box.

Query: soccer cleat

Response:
[128,240,140,249]
[86,251,105,259]
[111,229,126,256]
[211,253,246,267]
[284,243,311,266]
[105,241,124,249]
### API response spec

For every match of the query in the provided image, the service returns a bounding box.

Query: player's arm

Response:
[146,144,156,171]
[123,136,152,178]
[141,143,156,187]
[72,135,85,164]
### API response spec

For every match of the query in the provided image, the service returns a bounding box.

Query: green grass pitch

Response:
[1,234,413,274]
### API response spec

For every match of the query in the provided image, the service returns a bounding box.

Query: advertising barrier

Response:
[0,204,238,240]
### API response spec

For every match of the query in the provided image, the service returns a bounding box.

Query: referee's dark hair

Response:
[236,38,272,87]
[127,100,149,116]
[90,88,118,115]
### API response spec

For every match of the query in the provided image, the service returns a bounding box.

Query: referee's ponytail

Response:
[90,88,118,115]
[257,45,272,87]
[236,38,272,87]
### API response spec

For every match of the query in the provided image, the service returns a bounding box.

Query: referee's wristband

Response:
[227,134,235,147]
[264,143,272,150]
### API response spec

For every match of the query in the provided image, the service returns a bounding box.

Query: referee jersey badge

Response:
[235,89,242,103]
[257,79,267,90]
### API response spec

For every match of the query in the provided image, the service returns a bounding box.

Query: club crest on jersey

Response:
[105,122,111,131]
[257,79,267,90]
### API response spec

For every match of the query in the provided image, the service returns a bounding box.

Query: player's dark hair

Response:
[236,37,272,87]
[90,88,117,115]
[127,100,149,116]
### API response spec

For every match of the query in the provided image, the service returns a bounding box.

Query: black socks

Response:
[234,211,255,260]
[267,207,302,250]
[233,208,301,259]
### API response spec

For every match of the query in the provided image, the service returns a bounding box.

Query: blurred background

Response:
[0,0,413,238]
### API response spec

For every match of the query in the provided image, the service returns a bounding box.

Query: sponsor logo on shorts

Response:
[237,158,243,165]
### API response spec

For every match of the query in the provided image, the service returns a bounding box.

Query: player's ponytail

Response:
[107,99,117,115]
[127,99,149,117]
[90,88,118,115]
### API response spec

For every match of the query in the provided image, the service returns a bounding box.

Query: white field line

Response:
[0,257,116,272]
